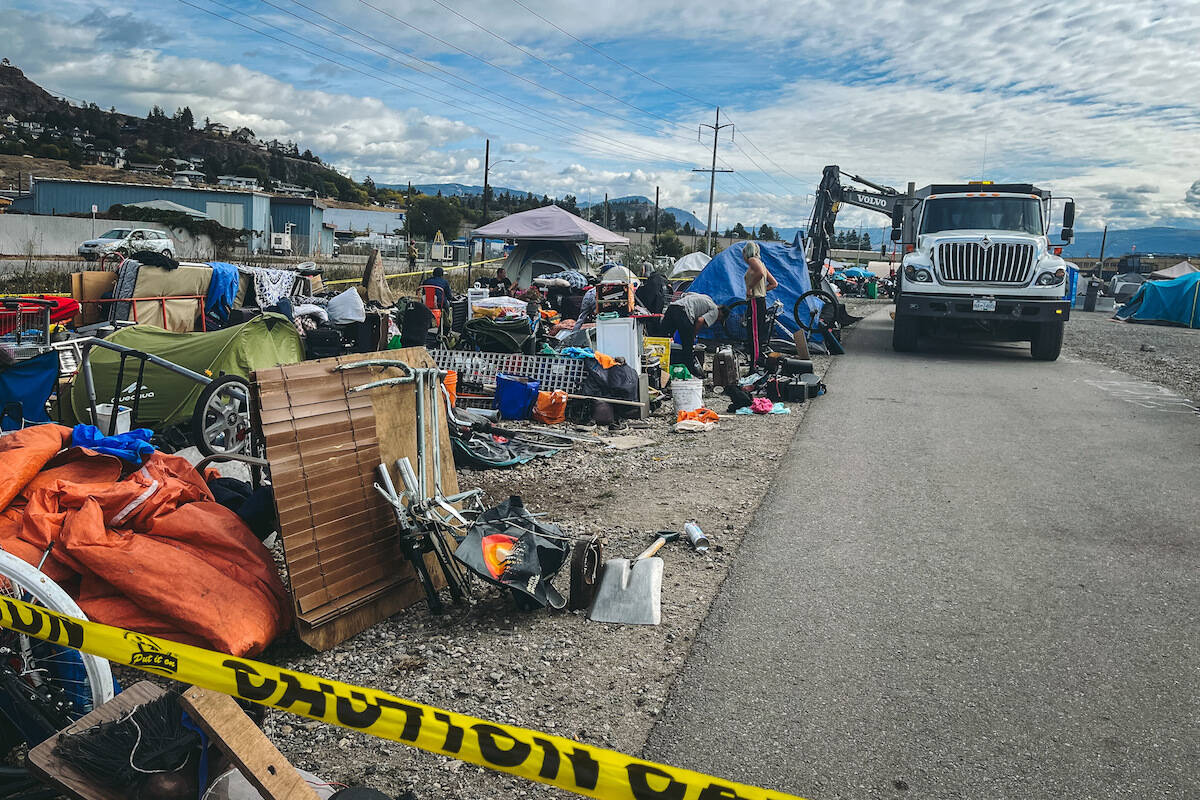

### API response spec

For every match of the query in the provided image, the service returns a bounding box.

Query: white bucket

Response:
[671,379,704,413]
[93,403,131,435]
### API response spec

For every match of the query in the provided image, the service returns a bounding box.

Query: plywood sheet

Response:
[254,347,460,651]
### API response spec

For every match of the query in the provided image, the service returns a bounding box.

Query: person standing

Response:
[407,240,418,271]
[662,292,726,377]
[742,241,777,364]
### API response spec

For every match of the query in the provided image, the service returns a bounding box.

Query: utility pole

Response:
[481,138,490,227]
[604,193,609,229]
[693,107,734,255]
[653,186,660,253]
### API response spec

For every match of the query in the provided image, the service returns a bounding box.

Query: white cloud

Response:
[5,0,1200,231]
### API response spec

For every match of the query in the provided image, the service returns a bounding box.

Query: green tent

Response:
[72,314,304,429]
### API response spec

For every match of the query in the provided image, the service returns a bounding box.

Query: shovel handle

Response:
[637,537,668,560]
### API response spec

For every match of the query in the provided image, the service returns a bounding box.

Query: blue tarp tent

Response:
[1115,272,1200,328]
[689,241,821,337]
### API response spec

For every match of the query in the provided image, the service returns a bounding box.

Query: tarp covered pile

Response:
[0,425,290,655]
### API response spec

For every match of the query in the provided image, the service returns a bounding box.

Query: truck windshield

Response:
[921,197,1043,235]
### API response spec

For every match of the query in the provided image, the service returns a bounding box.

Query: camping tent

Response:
[1114,271,1200,328]
[1148,261,1199,281]
[472,205,628,244]
[689,240,821,336]
[473,205,628,287]
[70,314,304,428]
[497,240,590,288]
[670,251,711,280]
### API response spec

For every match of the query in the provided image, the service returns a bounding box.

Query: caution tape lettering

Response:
[0,597,806,800]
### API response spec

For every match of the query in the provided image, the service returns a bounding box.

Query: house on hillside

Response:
[206,122,230,137]
[273,182,313,197]
[127,163,164,175]
[18,121,42,137]
[173,168,207,185]
[218,175,260,190]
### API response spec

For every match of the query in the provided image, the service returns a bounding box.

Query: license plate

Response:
[972,298,997,312]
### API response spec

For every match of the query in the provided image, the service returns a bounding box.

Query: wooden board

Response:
[28,681,166,800]
[179,687,320,800]
[254,347,460,651]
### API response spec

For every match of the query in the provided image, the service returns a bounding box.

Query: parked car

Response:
[78,228,176,261]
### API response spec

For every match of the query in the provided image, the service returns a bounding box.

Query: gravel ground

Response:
[245,301,888,798]
[1063,310,1200,401]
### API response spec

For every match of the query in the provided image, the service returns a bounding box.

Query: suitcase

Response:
[305,327,345,359]
[799,373,825,398]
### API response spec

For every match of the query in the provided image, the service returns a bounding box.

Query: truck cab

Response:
[891,183,1075,360]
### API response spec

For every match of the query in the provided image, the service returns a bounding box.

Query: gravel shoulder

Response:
[250,302,886,798]
[1063,310,1200,400]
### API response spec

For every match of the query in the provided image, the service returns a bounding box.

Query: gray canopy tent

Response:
[471,205,629,288]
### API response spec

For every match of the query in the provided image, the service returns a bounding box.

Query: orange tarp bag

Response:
[531,390,568,425]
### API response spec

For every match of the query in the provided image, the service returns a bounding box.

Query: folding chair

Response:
[0,351,59,431]
[420,285,449,346]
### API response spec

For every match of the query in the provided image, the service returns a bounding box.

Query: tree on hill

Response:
[861,231,871,250]
[758,223,777,241]
[408,195,463,241]
[655,229,685,258]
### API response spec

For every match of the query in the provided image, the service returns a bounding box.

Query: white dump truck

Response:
[890,182,1076,360]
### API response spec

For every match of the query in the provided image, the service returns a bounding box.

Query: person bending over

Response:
[663,292,726,377]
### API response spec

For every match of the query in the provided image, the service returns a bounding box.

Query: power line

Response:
[254,0,698,169]
[184,0,697,171]
[425,0,697,133]
[506,0,711,109]
[350,0,686,143]
[728,139,798,197]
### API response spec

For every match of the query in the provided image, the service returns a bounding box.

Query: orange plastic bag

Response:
[676,407,719,424]
[443,370,458,407]
[531,390,568,425]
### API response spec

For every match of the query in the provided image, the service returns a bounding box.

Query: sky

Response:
[5,0,1200,234]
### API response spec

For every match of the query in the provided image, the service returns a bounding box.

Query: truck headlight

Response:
[1035,268,1066,286]
[904,265,933,283]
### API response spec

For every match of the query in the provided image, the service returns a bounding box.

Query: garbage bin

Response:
[1083,278,1101,312]
[866,281,878,299]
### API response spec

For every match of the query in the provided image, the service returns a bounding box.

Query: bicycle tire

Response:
[0,550,114,720]
[719,300,750,341]
[792,290,840,333]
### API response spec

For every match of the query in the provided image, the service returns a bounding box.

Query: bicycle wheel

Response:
[720,299,750,342]
[792,290,840,333]
[0,549,114,726]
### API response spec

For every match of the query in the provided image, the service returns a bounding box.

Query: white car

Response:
[78,228,176,261]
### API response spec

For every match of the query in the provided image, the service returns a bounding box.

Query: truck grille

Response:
[935,242,1034,284]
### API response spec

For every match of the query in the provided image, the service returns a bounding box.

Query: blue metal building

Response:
[12,177,335,255]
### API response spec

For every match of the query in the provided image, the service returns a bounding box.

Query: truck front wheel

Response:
[892,313,919,352]
[1030,320,1064,361]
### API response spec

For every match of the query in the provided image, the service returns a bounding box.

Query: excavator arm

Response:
[804,165,906,285]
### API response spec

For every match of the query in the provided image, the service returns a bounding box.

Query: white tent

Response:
[670,251,711,279]
[1148,261,1200,280]
[472,205,629,245]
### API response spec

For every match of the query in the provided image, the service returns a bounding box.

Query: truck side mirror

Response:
[890,228,902,242]
[1061,227,1074,244]
[1062,200,1075,230]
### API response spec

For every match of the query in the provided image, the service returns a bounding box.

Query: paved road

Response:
[645,311,1199,800]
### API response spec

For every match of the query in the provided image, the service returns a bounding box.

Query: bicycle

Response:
[792,288,846,354]
[0,549,114,797]
[717,298,796,368]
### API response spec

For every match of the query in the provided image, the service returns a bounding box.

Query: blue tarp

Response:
[206,261,241,320]
[0,351,57,430]
[1114,272,1200,328]
[689,241,821,337]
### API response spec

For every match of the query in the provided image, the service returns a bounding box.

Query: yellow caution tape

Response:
[0,597,806,800]
[324,256,507,286]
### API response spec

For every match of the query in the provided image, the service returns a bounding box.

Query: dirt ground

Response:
[252,303,887,798]
[1063,309,1200,401]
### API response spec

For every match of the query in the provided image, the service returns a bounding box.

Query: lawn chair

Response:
[0,351,59,431]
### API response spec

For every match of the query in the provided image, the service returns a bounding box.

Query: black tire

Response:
[892,313,919,352]
[162,249,174,261]
[792,290,839,333]
[191,374,253,456]
[720,299,750,341]
[1030,320,1064,361]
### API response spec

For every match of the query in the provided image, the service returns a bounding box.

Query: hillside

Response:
[1063,227,1200,258]
[0,62,371,203]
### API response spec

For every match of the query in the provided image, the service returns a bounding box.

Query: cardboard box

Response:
[70,271,117,327]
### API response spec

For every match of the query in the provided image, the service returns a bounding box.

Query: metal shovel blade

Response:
[587,556,663,625]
